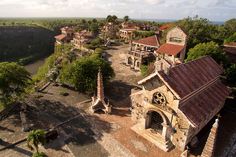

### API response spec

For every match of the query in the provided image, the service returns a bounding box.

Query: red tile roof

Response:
[133,35,160,47]
[158,56,224,99]
[179,80,229,127]
[54,34,66,40]
[157,43,184,55]
[224,47,236,55]
[159,23,174,31]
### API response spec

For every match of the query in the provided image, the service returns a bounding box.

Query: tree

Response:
[224,19,236,36]
[60,52,114,93]
[89,22,99,36]
[224,32,236,43]
[0,62,31,107]
[186,41,228,66]
[124,16,129,22]
[27,130,46,156]
[177,17,218,50]
[225,64,236,85]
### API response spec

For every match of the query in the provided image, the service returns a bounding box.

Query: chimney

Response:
[97,68,104,100]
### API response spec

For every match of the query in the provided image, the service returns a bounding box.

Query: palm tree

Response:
[27,129,46,154]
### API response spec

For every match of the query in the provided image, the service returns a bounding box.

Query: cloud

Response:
[0,0,235,20]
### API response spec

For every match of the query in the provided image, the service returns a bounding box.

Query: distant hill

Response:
[0,26,56,65]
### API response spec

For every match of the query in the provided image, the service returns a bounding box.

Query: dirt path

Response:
[106,45,142,85]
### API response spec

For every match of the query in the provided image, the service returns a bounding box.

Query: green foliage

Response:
[89,22,99,36]
[133,31,155,40]
[32,152,47,157]
[140,63,155,77]
[27,129,46,154]
[59,52,114,93]
[85,37,104,50]
[0,62,31,107]
[177,16,218,50]
[106,15,118,23]
[124,16,129,22]
[224,32,236,43]
[225,64,236,85]
[141,65,148,76]
[186,41,228,66]
[224,19,236,36]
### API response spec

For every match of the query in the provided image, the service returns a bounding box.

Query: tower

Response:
[201,117,219,157]
[90,69,111,114]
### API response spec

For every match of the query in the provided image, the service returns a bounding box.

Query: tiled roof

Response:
[158,56,224,99]
[133,35,160,47]
[159,23,174,31]
[157,43,184,55]
[179,80,229,127]
[54,34,66,40]
[224,47,236,55]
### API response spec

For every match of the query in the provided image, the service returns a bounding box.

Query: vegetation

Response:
[27,129,46,156]
[84,37,105,50]
[0,26,55,64]
[224,32,236,43]
[0,62,31,108]
[123,16,130,22]
[186,41,228,66]
[133,30,156,40]
[60,51,114,93]
[140,63,155,77]
[225,64,236,85]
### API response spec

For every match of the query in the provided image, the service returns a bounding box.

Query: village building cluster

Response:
[52,20,231,157]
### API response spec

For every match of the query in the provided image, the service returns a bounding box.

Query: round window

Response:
[153,92,166,106]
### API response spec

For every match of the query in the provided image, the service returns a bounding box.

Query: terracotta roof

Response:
[133,35,160,47]
[158,56,224,99]
[179,80,229,127]
[159,23,174,31]
[54,34,66,40]
[157,43,184,55]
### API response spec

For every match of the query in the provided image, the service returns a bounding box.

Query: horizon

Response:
[0,0,235,21]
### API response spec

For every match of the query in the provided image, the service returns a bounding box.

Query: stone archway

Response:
[144,109,169,139]
[128,57,133,65]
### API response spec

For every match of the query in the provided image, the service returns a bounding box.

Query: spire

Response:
[97,68,104,100]
[201,117,219,157]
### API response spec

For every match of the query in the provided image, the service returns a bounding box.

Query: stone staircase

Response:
[131,123,174,152]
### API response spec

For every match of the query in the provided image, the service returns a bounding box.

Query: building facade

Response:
[130,56,230,152]
[126,35,160,70]
[54,26,74,45]
[73,30,93,49]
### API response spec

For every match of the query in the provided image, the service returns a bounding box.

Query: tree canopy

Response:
[186,41,228,65]
[124,16,129,22]
[0,62,31,106]
[224,32,236,44]
[59,51,114,93]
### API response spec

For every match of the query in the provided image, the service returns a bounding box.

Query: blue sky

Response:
[0,0,235,21]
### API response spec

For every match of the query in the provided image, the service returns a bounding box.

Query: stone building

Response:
[119,27,137,43]
[126,35,160,70]
[101,22,119,40]
[130,56,230,152]
[54,26,74,45]
[155,26,187,68]
[73,30,93,49]
[90,69,111,114]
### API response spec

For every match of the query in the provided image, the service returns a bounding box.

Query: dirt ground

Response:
[1,44,236,157]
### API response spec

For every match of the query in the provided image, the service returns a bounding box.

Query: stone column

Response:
[162,123,169,140]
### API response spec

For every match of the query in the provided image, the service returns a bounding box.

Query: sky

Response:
[0,0,235,21]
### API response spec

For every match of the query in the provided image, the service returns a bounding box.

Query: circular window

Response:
[153,92,166,106]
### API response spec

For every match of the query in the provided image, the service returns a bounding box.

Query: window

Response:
[169,37,182,43]
[152,92,166,106]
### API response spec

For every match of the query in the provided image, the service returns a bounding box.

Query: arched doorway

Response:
[145,111,164,134]
[128,57,133,65]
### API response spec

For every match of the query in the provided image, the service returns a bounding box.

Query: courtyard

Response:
[1,45,236,157]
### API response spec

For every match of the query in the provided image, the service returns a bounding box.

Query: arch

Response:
[135,61,140,68]
[128,57,133,65]
[144,108,170,138]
